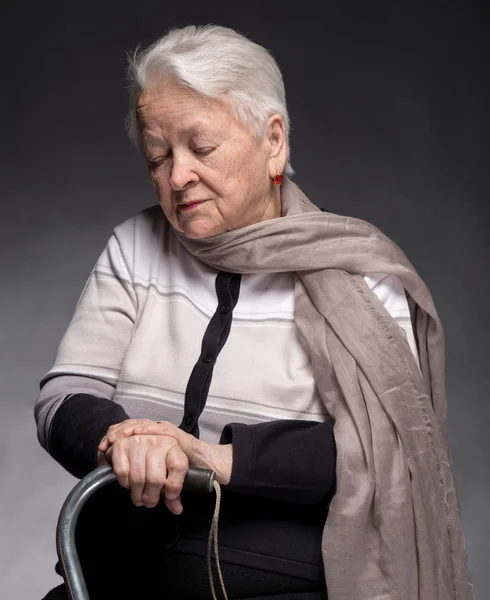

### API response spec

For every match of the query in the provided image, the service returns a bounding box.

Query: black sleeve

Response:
[219,418,336,506]
[49,394,130,479]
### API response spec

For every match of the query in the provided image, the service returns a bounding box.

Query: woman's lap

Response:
[43,587,326,600]
[42,484,327,599]
[42,585,327,600]
[42,552,328,599]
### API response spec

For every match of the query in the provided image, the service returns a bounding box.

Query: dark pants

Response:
[43,554,328,598]
[42,483,328,600]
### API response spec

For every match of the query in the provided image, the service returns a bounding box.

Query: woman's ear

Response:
[266,115,287,176]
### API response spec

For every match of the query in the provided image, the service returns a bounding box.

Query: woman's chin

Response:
[179,218,221,239]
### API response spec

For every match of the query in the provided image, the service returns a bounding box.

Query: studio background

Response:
[1,1,488,598]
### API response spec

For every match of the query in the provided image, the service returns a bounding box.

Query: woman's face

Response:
[136,80,286,238]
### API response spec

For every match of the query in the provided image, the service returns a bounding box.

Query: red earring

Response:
[272,174,283,185]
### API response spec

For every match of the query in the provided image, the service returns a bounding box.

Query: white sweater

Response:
[35,205,419,450]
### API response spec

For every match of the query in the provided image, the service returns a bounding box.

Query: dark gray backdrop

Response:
[1,1,488,598]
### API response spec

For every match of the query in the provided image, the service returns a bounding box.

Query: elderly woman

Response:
[36,25,472,600]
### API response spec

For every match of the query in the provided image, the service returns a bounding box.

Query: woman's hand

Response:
[98,419,233,487]
[99,419,176,453]
[98,426,189,513]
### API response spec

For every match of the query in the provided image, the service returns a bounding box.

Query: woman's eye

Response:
[147,155,170,169]
[194,147,215,155]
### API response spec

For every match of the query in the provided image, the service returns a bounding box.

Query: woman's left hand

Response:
[98,419,233,485]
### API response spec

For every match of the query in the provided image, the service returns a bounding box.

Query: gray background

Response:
[1,1,488,598]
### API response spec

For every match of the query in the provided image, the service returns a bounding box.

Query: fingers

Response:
[106,444,130,489]
[133,422,192,455]
[132,423,179,438]
[141,444,168,508]
[161,445,189,515]
[98,419,175,453]
[98,419,156,452]
[108,435,188,512]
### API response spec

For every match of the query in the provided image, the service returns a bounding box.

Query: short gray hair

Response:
[125,24,294,175]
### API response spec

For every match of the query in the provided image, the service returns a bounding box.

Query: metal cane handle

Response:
[56,465,215,600]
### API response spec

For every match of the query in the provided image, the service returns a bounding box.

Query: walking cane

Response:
[56,465,216,600]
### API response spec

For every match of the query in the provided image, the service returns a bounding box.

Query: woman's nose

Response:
[169,155,198,190]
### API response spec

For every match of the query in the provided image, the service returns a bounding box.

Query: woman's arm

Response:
[219,418,336,506]
[35,219,137,465]
[103,416,337,507]
[48,394,129,479]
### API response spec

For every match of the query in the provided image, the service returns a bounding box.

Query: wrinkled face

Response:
[136,80,286,238]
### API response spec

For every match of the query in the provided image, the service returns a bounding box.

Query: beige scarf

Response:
[176,177,473,600]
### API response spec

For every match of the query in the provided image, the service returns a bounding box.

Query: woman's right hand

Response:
[100,433,189,514]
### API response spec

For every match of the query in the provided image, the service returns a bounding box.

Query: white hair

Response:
[125,24,294,175]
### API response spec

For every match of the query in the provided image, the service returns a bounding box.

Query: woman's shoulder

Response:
[112,204,167,241]
[109,204,176,256]
[99,205,175,278]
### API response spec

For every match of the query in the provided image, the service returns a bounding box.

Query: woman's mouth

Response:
[179,200,205,212]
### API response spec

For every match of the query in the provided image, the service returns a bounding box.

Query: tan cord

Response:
[206,480,228,599]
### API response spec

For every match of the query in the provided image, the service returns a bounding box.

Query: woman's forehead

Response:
[136,89,238,142]
[141,125,216,148]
